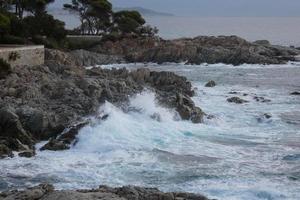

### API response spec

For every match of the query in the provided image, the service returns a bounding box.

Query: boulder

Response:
[227,97,249,104]
[205,80,216,87]
[40,121,89,151]
[18,150,36,158]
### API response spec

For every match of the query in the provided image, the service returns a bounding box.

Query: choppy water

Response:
[1,62,300,200]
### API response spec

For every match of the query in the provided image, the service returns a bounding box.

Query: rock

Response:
[70,49,125,66]
[91,35,300,65]
[40,121,89,151]
[0,48,205,156]
[18,150,35,158]
[0,106,34,158]
[0,184,54,200]
[0,144,13,158]
[264,113,272,119]
[254,40,271,45]
[227,97,249,104]
[176,94,204,123]
[0,184,210,200]
[253,96,271,103]
[205,80,216,87]
[290,91,300,95]
[40,138,70,151]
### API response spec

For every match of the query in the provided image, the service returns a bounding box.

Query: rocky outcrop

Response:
[0,184,209,200]
[227,97,249,104]
[0,49,203,157]
[70,49,125,66]
[205,80,216,87]
[91,36,300,65]
[45,48,124,68]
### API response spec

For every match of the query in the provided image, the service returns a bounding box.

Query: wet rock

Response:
[205,80,216,87]
[0,48,206,156]
[40,138,70,151]
[0,144,13,158]
[0,106,34,158]
[264,113,272,119]
[176,94,204,123]
[40,121,89,151]
[253,96,271,103]
[290,91,300,95]
[227,97,249,104]
[0,184,210,200]
[18,150,36,158]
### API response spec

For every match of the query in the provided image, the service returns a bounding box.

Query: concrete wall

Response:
[0,45,44,67]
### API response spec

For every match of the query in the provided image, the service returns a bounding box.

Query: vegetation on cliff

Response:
[0,0,158,48]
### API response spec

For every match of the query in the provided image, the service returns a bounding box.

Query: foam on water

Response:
[1,63,300,200]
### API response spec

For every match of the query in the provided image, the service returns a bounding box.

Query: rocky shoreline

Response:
[89,35,300,65]
[0,48,204,158]
[0,184,210,200]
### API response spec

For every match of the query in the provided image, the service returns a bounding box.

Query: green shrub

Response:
[0,58,12,78]
[0,13,10,35]
[0,35,26,44]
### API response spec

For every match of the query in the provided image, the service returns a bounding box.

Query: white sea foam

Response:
[1,63,300,200]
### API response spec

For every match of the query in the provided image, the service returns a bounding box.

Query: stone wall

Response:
[0,45,44,67]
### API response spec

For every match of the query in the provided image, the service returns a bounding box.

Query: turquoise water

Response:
[0,63,300,200]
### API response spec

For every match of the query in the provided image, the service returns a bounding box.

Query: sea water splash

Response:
[1,63,300,200]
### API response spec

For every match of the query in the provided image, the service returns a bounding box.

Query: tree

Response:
[23,13,66,40]
[12,0,54,18]
[0,12,10,36]
[64,0,112,35]
[113,10,146,34]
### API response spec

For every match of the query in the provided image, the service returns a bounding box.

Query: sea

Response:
[55,14,300,46]
[1,62,300,200]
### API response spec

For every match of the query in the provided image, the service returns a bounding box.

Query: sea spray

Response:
[0,63,299,200]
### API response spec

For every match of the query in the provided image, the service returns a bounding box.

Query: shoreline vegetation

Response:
[1,1,300,199]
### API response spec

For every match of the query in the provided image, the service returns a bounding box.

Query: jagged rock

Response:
[40,121,89,151]
[176,94,204,123]
[205,80,216,87]
[70,49,125,66]
[91,35,300,65]
[0,184,209,200]
[227,97,249,104]
[0,49,205,156]
[0,106,34,158]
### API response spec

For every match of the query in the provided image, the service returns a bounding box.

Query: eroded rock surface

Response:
[0,49,204,157]
[91,35,300,65]
[0,184,210,200]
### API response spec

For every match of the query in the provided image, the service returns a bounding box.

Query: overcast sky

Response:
[51,0,300,17]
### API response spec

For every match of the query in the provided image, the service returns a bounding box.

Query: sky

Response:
[51,0,300,17]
